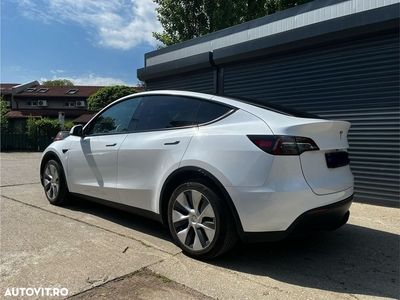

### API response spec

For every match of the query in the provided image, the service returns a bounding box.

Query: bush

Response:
[27,116,61,146]
[64,121,75,131]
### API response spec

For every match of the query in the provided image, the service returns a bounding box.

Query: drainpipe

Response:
[13,96,19,110]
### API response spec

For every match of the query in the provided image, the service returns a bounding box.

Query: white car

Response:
[40,90,354,259]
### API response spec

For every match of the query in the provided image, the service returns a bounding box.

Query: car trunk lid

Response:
[263,116,354,195]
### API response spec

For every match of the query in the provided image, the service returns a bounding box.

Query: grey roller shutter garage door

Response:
[224,33,399,207]
[146,69,214,94]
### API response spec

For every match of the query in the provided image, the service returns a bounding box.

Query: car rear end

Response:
[207,96,354,241]
[243,118,353,238]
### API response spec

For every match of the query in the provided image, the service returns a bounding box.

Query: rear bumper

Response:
[240,194,353,243]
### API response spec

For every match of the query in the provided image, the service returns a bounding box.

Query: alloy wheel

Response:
[171,189,216,251]
[44,164,60,201]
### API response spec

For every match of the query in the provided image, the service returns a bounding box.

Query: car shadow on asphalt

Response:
[66,197,172,242]
[213,225,399,299]
[66,199,399,299]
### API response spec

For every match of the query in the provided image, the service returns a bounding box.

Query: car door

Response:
[67,97,142,202]
[117,95,201,212]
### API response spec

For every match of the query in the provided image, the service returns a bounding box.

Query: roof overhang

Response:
[138,52,215,81]
[137,0,399,82]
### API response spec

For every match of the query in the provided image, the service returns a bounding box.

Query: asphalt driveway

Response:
[1,152,399,299]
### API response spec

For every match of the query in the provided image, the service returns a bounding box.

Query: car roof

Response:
[125,90,320,119]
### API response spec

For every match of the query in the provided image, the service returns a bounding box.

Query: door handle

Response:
[106,143,117,147]
[164,141,180,145]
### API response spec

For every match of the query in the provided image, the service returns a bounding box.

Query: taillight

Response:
[248,135,319,155]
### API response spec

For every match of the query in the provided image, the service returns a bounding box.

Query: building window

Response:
[66,89,79,94]
[27,101,37,106]
[25,88,36,92]
[37,88,49,93]
[64,102,75,107]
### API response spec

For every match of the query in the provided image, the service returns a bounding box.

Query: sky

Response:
[1,0,163,86]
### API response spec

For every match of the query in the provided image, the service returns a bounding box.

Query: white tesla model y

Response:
[40,90,354,259]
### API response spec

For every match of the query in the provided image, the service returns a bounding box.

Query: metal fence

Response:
[1,133,53,151]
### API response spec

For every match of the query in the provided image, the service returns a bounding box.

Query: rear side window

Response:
[223,94,321,119]
[194,101,232,124]
[136,96,201,131]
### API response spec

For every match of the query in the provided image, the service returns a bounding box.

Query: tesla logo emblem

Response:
[339,131,343,140]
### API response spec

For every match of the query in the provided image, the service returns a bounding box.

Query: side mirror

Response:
[70,125,83,137]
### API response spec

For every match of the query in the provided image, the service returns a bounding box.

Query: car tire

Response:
[42,159,70,206]
[167,180,238,259]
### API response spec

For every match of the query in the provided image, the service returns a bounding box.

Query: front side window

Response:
[86,97,142,135]
[136,96,201,131]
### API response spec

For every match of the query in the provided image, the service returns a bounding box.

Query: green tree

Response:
[42,79,74,86]
[0,96,10,131]
[153,0,313,46]
[87,86,137,111]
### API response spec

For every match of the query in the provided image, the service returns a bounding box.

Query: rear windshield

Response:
[221,94,322,119]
